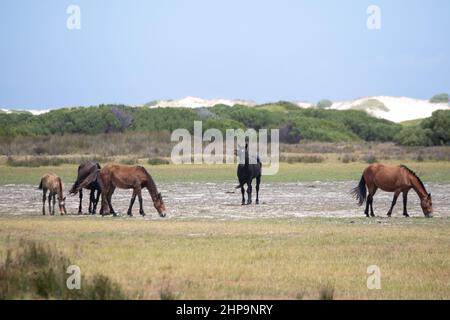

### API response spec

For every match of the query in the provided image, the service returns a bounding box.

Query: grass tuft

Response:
[0,240,128,300]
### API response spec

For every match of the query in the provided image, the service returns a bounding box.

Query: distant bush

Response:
[280,155,325,164]
[6,156,111,167]
[394,126,433,146]
[341,153,358,163]
[119,158,139,165]
[202,118,245,134]
[148,157,170,165]
[317,99,333,109]
[287,116,360,142]
[429,93,449,104]
[363,154,378,164]
[421,110,450,145]
[6,156,68,167]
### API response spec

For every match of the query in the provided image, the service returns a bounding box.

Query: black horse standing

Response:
[70,161,102,214]
[236,144,262,205]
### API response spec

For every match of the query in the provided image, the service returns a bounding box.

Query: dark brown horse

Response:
[69,161,101,214]
[235,144,261,205]
[38,174,67,215]
[352,164,433,218]
[73,164,166,217]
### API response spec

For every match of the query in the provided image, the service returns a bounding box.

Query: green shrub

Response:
[148,158,170,165]
[364,154,378,164]
[429,93,449,103]
[317,99,333,109]
[421,110,450,145]
[119,158,139,165]
[394,126,433,146]
[280,155,325,163]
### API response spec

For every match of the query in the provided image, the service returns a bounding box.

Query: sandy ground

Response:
[0,182,449,219]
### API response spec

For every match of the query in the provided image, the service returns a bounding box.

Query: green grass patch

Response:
[1,160,450,185]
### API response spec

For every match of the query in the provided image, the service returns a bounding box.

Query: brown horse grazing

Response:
[38,174,67,216]
[352,164,433,218]
[73,164,166,217]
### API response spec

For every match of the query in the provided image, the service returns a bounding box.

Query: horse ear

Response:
[428,193,431,198]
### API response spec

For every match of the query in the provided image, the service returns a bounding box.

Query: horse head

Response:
[420,193,433,217]
[58,196,67,215]
[154,192,166,217]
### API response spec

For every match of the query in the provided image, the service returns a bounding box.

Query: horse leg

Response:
[127,190,137,216]
[42,189,47,215]
[107,186,116,216]
[93,189,100,215]
[78,189,83,214]
[369,196,375,217]
[368,187,377,217]
[387,191,400,217]
[100,188,108,217]
[48,192,53,215]
[246,181,252,205]
[402,191,410,217]
[364,195,370,217]
[241,184,246,205]
[89,189,95,214]
[255,176,260,205]
[138,189,145,216]
[52,193,56,216]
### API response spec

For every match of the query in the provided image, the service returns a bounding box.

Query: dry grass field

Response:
[0,216,449,299]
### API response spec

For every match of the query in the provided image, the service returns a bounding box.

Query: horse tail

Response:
[38,179,43,190]
[351,175,367,206]
[69,182,79,195]
[235,184,242,189]
[71,169,99,195]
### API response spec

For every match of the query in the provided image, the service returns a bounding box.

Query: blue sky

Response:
[0,0,449,109]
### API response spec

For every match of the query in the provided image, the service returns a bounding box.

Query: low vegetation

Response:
[0,217,448,299]
[0,239,128,299]
[395,110,450,146]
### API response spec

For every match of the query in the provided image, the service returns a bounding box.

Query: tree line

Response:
[0,103,448,146]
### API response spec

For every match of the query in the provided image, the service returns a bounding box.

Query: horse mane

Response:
[57,176,63,197]
[400,165,426,192]
[139,166,158,198]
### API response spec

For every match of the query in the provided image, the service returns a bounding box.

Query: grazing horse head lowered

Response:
[352,163,433,218]
[38,174,67,216]
[72,164,166,217]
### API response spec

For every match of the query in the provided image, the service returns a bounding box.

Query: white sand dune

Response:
[148,96,257,109]
[2,96,448,123]
[329,96,449,123]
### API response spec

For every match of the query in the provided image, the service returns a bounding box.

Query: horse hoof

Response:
[256,200,259,205]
